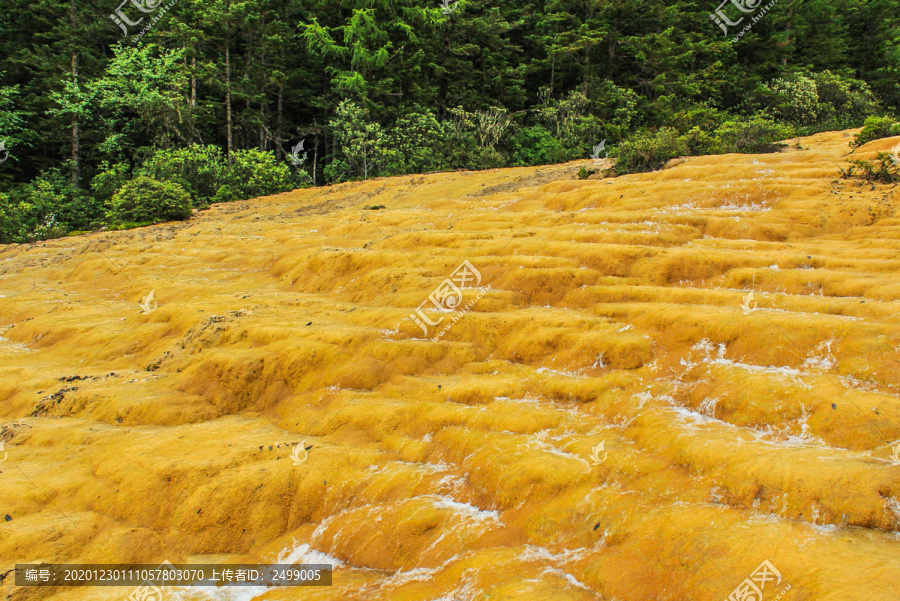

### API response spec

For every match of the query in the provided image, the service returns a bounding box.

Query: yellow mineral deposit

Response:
[1,131,899,601]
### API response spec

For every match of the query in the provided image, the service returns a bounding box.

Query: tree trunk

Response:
[259,99,266,151]
[312,128,319,187]
[191,57,197,108]
[437,26,449,120]
[69,0,80,189]
[781,0,795,66]
[276,86,284,160]
[225,43,233,164]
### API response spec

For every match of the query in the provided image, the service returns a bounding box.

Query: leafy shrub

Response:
[385,111,452,175]
[139,145,226,207]
[0,170,101,241]
[588,81,643,132]
[222,149,299,200]
[139,145,304,204]
[91,162,132,205]
[839,154,900,184]
[671,105,731,132]
[0,193,26,243]
[810,71,880,127]
[852,116,900,148]
[576,167,596,180]
[678,126,718,156]
[109,176,192,225]
[328,100,393,181]
[755,71,881,129]
[756,74,820,125]
[713,116,793,153]
[512,125,568,166]
[211,184,237,204]
[615,116,791,174]
[615,128,685,174]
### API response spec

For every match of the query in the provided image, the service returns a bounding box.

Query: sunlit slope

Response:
[1,130,899,601]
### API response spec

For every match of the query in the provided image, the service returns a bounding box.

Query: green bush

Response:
[109,176,192,225]
[91,161,131,205]
[756,74,820,125]
[222,149,300,200]
[679,126,718,156]
[512,125,568,166]
[0,193,26,243]
[713,116,793,153]
[755,71,881,129]
[615,127,685,174]
[614,116,792,174]
[670,105,731,132]
[211,184,237,204]
[810,71,880,127]
[385,111,452,175]
[139,145,226,207]
[852,116,900,148]
[839,154,900,184]
[0,170,101,242]
[328,100,393,181]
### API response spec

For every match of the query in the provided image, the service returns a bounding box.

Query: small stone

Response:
[4,515,10,522]
[832,403,837,409]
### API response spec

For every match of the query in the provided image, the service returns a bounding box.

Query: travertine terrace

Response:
[1,131,899,601]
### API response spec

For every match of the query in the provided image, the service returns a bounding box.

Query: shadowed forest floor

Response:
[1,130,899,601]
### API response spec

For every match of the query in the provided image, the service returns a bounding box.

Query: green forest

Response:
[0,0,898,243]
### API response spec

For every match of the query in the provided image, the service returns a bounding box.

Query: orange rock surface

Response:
[1,130,899,600]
